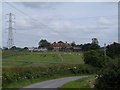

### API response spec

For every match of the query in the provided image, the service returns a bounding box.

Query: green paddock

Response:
[2,51,84,68]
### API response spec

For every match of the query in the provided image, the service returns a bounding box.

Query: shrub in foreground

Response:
[95,58,120,90]
[84,50,110,68]
[2,64,98,87]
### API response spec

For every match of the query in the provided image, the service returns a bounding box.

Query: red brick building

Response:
[52,41,71,51]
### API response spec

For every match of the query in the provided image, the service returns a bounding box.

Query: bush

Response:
[2,64,98,87]
[84,50,110,68]
[95,57,120,90]
[81,43,100,51]
[106,42,120,58]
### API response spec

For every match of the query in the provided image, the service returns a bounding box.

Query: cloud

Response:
[99,17,112,25]
[21,2,60,9]
[15,15,117,39]
[16,17,31,30]
[2,2,117,47]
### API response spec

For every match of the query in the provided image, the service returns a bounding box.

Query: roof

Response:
[52,41,71,48]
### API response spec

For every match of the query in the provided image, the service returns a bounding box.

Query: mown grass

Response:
[60,75,96,89]
[2,51,84,68]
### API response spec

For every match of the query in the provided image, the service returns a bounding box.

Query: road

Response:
[20,76,87,89]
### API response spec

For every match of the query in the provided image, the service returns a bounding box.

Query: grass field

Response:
[2,51,84,68]
[2,50,97,88]
[60,75,96,89]
[2,50,85,88]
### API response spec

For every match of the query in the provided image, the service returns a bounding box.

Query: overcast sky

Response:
[2,2,118,47]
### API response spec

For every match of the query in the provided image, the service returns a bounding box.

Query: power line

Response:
[4,2,59,33]
[4,2,118,45]
[4,2,72,41]
[5,2,117,19]
[4,2,117,27]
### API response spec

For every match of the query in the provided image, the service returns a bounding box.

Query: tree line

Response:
[83,42,120,89]
[3,38,101,51]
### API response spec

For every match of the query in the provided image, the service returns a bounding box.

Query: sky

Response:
[2,2,118,47]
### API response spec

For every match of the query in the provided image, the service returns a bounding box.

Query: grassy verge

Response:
[4,75,63,88]
[4,74,88,88]
[60,75,96,89]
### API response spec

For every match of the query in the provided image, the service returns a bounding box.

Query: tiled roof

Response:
[52,42,71,48]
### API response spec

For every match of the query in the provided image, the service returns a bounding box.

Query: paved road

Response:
[21,76,87,89]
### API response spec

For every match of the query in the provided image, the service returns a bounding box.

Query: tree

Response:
[94,42,120,89]
[106,42,120,58]
[3,47,8,50]
[23,47,28,50]
[58,41,64,43]
[10,46,17,50]
[95,57,120,90]
[81,43,100,51]
[92,38,99,45]
[38,39,51,49]
[84,50,109,68]
[71,41,76,47]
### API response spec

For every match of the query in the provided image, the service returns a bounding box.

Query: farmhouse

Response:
[52,41,71,51]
